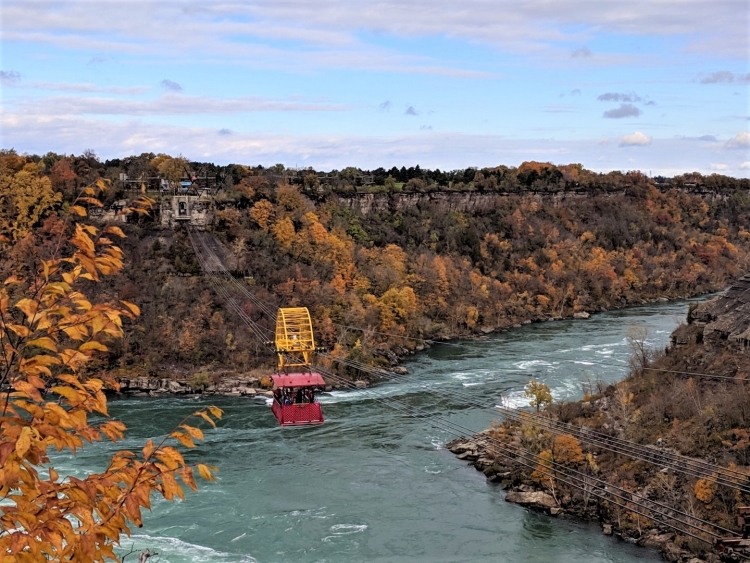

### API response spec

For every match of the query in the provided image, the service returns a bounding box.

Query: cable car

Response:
[270,307,325,426]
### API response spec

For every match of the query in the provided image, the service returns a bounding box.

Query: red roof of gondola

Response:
[271,372,326,388]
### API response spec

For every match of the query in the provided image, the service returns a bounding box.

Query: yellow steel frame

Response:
[275,307,316,370]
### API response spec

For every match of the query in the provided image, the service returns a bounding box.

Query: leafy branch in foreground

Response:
[0,182,222,562]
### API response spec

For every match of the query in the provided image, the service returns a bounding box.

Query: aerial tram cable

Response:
[190,230,749,487]
[312,366,738,547]
[190,228,750,492]
[494,405,750,494]
[189,229,750,484]
[320,349,750,495]
[188,233,748,551]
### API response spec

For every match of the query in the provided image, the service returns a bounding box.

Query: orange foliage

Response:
[0,183,222,561]
[694,476,717,503]
[552,434,584,464]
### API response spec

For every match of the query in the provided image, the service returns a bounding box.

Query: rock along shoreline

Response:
[446,433,717,563]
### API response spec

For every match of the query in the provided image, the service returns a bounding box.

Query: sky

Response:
[1,0,749,175]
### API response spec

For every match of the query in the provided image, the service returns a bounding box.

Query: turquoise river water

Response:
[58,298,704,562]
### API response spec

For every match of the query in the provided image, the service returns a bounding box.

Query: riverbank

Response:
[445,433,716,563]
[447,276,750,563]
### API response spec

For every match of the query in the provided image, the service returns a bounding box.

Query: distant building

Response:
[160,192,213,229]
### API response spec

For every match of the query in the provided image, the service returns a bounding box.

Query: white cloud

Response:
[0,70,21,84]
[160,79,183,92]
[619,131,652,146]
[2,0,747,72]
[571,46,592,58]
[27,82,149,95]
[740,161,750,170]
[13,93,350,116]
[699,71,750,84]
[726,131,750,149]
[603,104,642,119]
[710,163,729,171]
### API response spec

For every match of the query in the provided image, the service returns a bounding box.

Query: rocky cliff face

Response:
[335,188,733,216]
[336,191,594,215]
[689,273,750,347]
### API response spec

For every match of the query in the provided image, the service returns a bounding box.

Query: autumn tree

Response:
[0,182,221,561]
[150,154,188,189]
[525,379,553,412]
[626,326,651,371]
[552,434,584,464]
[0,162,62,241]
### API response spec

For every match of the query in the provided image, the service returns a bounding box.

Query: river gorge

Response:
[58,298,701,562]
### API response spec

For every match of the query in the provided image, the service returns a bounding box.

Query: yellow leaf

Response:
[196,463,214,481]
[171,431,195,449]
[208,406,223,419]
[7,323,31,337]
[143,439,154,460]
[16,426,32,458]
[103,225,126,238]
[50,386,83,405]
[49,467,58,481]
[62,324,88,341]
[181,465,197,491]
[15,298,39,319]
[27,337,57,352]
[161,471,183,501]
[121,300,141,316]
[79,341,108,353]
[79,197,103,207]
[181,424,204,441]
[197,411,217,428]
[70,205,87,217]
[156,446,184,470]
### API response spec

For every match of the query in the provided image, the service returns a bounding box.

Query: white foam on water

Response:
[581,341,625,351]
[595,349,614,355]
[498,392,527,408]
[573,361,594,366]
[230,533,246,542]
[319,387,404,404]
[514,360,552,370]
[125,534,257,563]
[322,523,368,541]
[462,382,483,387]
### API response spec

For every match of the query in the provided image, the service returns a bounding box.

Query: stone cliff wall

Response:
[337,188,737,216]
[336,191,593,215]
[689,272,750,347]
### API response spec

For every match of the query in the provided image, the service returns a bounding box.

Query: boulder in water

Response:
[505,491,558,511]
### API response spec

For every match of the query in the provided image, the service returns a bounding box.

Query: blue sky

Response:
[1,0,748,175]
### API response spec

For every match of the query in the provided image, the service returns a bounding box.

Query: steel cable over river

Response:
[192,230,749,493]
[188,231,749,553]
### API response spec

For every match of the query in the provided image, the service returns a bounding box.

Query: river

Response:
[59,298,702,562]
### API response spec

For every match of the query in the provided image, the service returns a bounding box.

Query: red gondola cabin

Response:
[271,372,325,426]
[270,307,326,426]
